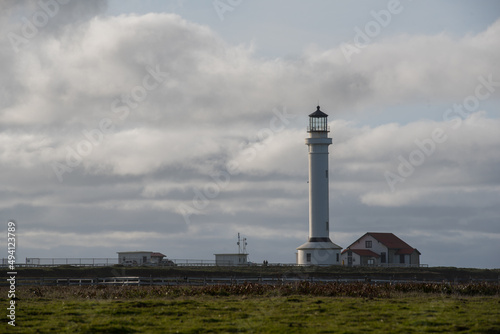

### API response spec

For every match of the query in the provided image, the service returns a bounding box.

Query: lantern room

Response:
[307,106,329,132]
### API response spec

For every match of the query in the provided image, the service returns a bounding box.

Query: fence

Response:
[170,259,218,266]
[0,257,429,268]
[2,258,239,268]
[22,258,118,267]
[0,275,461,287]
[4,258,219,267]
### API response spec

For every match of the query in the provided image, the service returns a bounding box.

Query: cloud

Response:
[357,112,500,205]
[0,3,499,267]
[3,11,500,129]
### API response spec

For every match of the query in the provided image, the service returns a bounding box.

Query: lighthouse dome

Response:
[309,105,328,118]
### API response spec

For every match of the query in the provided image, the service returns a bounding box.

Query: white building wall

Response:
[215,254,248,266]
[398,254,410,265]
[117,252,152,265]
[343,234,392,265]
[297,248,340,266]
[340,251,361,266]
[150,256,163,264]
[350,235,387,255]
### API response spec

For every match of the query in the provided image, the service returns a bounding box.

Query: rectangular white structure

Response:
[214,253,248,266]
[117,251,152,265]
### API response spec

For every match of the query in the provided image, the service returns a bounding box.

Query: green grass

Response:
[6,295,500,333]
[2,285,500,333]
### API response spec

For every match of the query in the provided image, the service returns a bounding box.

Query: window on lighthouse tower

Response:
[309,116,327,131]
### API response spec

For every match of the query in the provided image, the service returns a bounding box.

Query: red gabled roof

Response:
[367,233,413,249]
[151,252,165,258]
[396,248,421,255]
[342,249,380,258]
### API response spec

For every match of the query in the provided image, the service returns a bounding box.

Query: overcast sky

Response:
[1,0,499,268]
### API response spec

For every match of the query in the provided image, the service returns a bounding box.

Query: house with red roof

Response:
[340,233,421,267]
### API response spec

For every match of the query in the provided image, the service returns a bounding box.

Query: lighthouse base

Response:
[296,239,342,266]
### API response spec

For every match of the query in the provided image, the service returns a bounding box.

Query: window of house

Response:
[400,254,405,264]
[365,240,372,248]
[381,252,386,263]
[325,170,328,178]
[336,253,339,262]
[367,259,374,265]
[326,221,329,232]
[306,253,311,262]
[143,256,147,263]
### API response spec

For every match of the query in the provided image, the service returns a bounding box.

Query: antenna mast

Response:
[237,233,248,254]
[237,233,241,254]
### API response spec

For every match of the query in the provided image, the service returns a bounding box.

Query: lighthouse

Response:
[297,106,342,265]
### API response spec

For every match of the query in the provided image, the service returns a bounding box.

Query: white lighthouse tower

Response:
[297,106,342,265]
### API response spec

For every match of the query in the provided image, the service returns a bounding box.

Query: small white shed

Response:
[214,253,248,266]
[117,251,152,265]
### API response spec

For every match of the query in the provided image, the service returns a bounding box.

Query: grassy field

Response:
[2,283,500,333]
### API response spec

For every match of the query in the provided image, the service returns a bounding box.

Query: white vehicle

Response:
[122,260,136,266]
[160,259,176,266]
